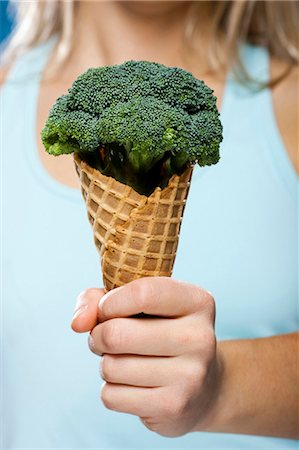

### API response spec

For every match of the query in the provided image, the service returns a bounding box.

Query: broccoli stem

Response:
[80,143,188,196]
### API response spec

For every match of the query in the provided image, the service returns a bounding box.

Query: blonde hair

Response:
[3,0,74,67]
[3,0,299,84]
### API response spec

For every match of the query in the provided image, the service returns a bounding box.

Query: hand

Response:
[71,277,221,437]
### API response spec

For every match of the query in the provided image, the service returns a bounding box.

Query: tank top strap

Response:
[225,44,269,98]
[242,44,270,84]
[217,44,270,141]
[4,35,57,85]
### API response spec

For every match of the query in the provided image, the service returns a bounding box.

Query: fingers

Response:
[100,381,197,437]
[98,277,214,322]
[100,354,202,388]
[89,314,208,356]
[100,354,168,387]
[71,288,105,333]
[100,382,165,418]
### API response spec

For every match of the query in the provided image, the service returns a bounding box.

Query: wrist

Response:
[192,341,227,432]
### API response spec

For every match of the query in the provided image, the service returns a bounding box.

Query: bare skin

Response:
[1,0,298,439]
[72,281,299,439]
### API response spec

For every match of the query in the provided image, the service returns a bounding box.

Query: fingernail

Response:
[88,333,95,351]
[72,304,88,321]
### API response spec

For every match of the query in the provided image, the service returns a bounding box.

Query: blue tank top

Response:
[1,37,298,449]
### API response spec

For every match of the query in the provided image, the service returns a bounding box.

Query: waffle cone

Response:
[74,153,193,291]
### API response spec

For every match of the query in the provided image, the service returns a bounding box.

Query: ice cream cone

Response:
[74,153,193,291]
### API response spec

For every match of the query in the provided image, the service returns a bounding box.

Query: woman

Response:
[1,1,298,448]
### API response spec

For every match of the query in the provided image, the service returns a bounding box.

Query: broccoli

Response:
[41,61,223,196]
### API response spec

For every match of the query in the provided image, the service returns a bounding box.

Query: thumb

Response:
[71,288,105,333]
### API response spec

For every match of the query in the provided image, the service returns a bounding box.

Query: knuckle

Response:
[200,328,217,366]
[100,382,114,410]
[192,286,205,310]
[177,320,216,355]
[101,321,121,353]
[203,292,216,318]
[202,327,216,351]
[129,278,156,311]
[193,287,215,316]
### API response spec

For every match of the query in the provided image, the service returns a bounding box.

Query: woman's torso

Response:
[1,38,298,449]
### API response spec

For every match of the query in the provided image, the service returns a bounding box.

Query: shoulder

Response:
[270,58,298,175]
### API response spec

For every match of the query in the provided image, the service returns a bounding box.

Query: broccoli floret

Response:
[41,60,223,195]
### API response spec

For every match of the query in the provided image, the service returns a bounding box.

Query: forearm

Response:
[196,332,299,439]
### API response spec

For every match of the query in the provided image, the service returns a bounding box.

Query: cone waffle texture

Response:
[74,154,193,291]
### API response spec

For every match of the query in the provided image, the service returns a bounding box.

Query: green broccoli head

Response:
[41,61,223,195]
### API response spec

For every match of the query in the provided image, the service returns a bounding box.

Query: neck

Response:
[74,1,192,68]
[50,1,221,84]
